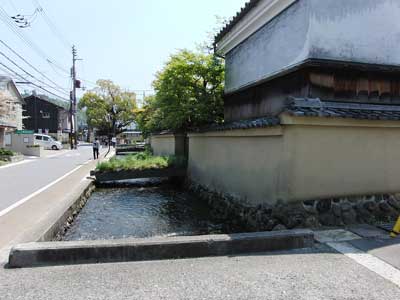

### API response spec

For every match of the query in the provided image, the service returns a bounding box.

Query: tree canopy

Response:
[78,80,137,136]
[136,49,224,135]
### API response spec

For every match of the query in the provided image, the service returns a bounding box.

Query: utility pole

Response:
[71,45,82,149]
[72,45,78,149]
[69,91,74,150]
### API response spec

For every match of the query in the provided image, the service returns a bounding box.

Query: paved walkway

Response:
[1,244,400,300]
[0,146,109,251]
[0,145,106,212]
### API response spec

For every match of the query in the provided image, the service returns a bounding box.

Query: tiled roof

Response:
[285,98,400,121]
[187,98,400,134]
[192,117,281,133]
[214,0,261,44]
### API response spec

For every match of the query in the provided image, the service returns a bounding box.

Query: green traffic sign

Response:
[15,130,34,134]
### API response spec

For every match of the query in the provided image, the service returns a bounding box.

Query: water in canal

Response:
[63,182,224,241]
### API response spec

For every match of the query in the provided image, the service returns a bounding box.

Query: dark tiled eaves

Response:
[214,0,261,44]
[191,117,281,133]
[285,98,400,121]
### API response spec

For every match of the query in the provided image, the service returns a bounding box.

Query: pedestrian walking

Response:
[93,138,100,160]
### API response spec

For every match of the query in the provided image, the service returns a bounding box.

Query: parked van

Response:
[34,134,63,150]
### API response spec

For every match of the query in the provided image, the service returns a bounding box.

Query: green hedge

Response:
[96,152,186,172]
[0,148,15,156]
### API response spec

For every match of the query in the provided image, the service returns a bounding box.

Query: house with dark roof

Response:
[23,94,71,140]
[185,0,400,228]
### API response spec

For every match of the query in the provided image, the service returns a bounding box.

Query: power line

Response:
[0,7,70,75]
[33,0,71,50]
[10,8,40,28]
[0,49,69,96]
[78,78,155,93]
[0,62,69,101]
[0,64,18,78]
[0,39,69,92]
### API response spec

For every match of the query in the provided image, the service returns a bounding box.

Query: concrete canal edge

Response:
[35,151,114,243]
[39,182,96,242]
[91,167,187,182]
[8,229,314,268]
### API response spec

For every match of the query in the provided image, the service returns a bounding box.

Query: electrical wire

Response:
[11,8,40,28]
[0,62,69,101]
[0,7,70,75]
[33,0,71,50]
[0,50,69,96]
[0,40,69,92]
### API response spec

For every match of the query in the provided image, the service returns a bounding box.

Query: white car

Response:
[34,134,63,150]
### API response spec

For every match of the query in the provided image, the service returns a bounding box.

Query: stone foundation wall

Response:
[188,182,400,232]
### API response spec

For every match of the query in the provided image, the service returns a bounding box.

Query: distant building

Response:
[0,76,24,147]
[118,131,143,144]
[117,122,143,144]
[23,94,70,141]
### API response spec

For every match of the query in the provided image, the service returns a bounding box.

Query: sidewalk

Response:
[0,149,111,257]
[1,243,400,299]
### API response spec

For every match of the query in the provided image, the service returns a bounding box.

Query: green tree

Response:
[79,80,137,138]
[137,49,224,135]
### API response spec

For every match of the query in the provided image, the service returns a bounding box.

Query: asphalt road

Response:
[0,145,104,212]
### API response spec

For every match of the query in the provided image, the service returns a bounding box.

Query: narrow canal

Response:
[63,182,224,241]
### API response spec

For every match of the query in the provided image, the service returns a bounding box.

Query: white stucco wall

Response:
[188,128,285,206]
[150,134,176,156]
[5,133,43,156]
[188,117,400,206]
[282,116,400,202]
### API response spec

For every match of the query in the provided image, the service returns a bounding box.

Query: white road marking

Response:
[0,159,33,170]
[0,159,91,218]
[0,151,72,171]
[328,241,400,288]
[65,153,81,158]
[46,150,73,159]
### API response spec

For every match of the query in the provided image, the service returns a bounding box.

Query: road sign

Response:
[15,130,34,134]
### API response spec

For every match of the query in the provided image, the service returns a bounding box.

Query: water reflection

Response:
[63,185,224,241]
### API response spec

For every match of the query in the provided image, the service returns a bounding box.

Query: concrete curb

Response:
[8,229,314,268]
[39,182,95,242]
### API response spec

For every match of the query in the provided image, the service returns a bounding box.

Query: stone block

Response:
[8,230,314,268]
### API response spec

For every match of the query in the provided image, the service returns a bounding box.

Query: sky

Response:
[0,0,247,103]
